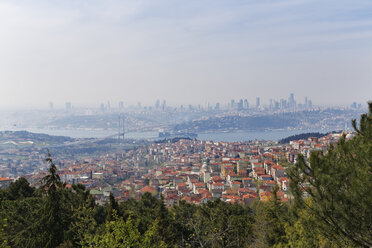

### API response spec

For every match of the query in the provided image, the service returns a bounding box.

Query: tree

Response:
[0,219,10,248]
[106,193,119,221]
[83,211,167,248]
[180,200,253,248]
[41,152,63,194]
[154,196,170,243]
[6,178,34,200]
[252,187,288,248]
[284,198,348,248]
[68,206,98,247]
[289,102,372,247]
[38,152,68,248]
[1,197,44,247]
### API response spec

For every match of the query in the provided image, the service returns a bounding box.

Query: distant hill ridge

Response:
[0,130,74,143]
[278,132,327,144]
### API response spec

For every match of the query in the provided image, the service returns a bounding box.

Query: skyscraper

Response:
[289,93,296,108]
[215,102,220,110]
[244,99,249,109]
[238,99,243,111]
[100,103,105,112]
[65,102,71,111]
[162,100,166,110]
[256,97,260,109]
[231,99,235,109]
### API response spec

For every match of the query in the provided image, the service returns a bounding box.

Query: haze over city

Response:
[0,1,372,247]
[1,0,371,109]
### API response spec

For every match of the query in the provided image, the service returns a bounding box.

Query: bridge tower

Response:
[118,114,125,141]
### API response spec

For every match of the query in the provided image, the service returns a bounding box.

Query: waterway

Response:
[16,128,335,142]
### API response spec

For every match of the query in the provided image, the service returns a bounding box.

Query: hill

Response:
[278,132,326,144]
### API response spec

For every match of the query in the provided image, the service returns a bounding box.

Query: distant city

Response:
[0,93,366,142]
[48,93,363,113]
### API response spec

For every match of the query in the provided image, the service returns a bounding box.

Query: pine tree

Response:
[289,102,372,247]
[39,152,67,248]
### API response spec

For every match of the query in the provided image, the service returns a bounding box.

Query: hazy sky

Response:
[0,0,371,109]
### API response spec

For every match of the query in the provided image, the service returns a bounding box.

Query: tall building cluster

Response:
[228,94,313,111]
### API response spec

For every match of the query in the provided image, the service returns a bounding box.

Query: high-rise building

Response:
[238,99,244,111]
[49,102,54,111]
[289,93,296,108]
[244,99,249,109]
[65,102,71,111]
[100,103,105,112]
[231,99,235,109]
[308,100,313,108]
[280,99,287,109]
[119,101,124,109]
[274,101,280,110]
[256,97,260,109]
[162,100,166,110]
[155,99,160,109]
[215,102,220,110]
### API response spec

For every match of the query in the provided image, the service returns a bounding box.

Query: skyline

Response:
[1,92,318,110]
[0,0,372,108]
[8,94,366,111]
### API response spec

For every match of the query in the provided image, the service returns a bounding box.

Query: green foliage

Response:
[83,211,167,248]
[6,178,34,200]
[106,193,119,222]
[252,190,288,248]
[68,206,98,247]
[289,102,372,247]
[41,152,63,195]
[0,219,10,248]
[0,197,44,247]
[283,199,349,248]
[169,200,253,248]
[37,153,68,248]
[0,178,35,204]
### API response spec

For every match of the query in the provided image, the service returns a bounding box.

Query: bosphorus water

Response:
[15,128,336,142]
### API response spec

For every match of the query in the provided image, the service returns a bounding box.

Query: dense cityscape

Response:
[0,127,352,206]
[0,94,365,207]
[1,0,371,246]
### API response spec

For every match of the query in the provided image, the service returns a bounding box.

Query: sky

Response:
[0,0,371,109]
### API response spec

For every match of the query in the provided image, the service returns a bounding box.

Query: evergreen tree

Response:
[38,152,68,248]
[0,219,9,248]
[41,152,63,194]
[106,193,119,222]
[289,102,372,247]
[284,198,349,248]
[252,187,288,248]
[83,211,167,248]
[6,178,34,200]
